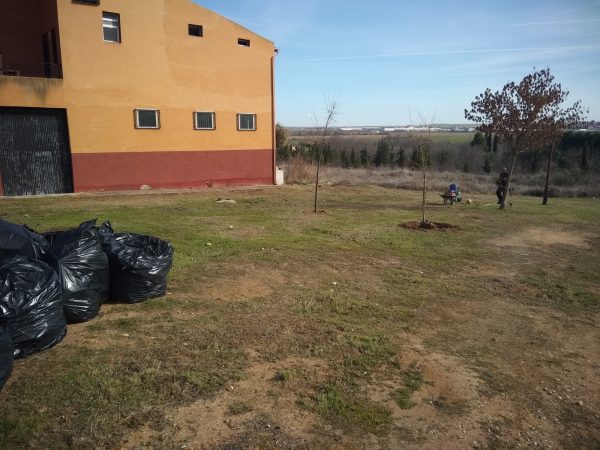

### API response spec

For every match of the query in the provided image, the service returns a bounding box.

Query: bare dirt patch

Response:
[401,221,459,231]
[363,340,517,448]
[416,290,600,448]
[199,267,287,303]
[120,353,329,449]
[491,227,595,249]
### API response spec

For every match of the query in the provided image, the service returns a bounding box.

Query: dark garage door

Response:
[0,107,73,196]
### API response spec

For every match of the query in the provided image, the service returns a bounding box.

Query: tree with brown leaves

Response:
[465,68,586,208]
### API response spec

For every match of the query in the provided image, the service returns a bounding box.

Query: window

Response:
[237,38,250,47]
[188,24,203,37]
[194,112,215,130]
[135,109,160,129]
[102,12,120,43]
[72,0,99,5]
[237,113,256,131]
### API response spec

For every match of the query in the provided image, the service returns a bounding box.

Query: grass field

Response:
[0,185,599,448]
[289,131,474,146]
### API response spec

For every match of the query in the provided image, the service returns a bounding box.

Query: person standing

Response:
[496,168,509,205]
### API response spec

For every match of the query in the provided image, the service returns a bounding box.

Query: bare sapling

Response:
[409,109,435,225]
[313,98,339,213]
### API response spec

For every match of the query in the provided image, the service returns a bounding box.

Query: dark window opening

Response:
[194,112,215,130]
[238,38,250,47]
[102,12,120,43]
[72,0,100,5]
[237,113,256,131]
[50,29,59,64]
[41,32,51,77]
[135,109,160,129]
[188,24,203,37]
[40,30,61,78]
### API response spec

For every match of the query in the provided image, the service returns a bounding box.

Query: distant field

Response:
[429,132,474,143]
[289,132,474,146]
[1,186,598,448]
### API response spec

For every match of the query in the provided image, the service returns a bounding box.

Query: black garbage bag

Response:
[44,220,109,324]
[97,220,114,243]
[0,257,66,359]
[105,234,174,303]
[0,323,13,391]
[0,219,49,262]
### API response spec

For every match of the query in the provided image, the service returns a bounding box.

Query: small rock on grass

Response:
[216,198,236,204]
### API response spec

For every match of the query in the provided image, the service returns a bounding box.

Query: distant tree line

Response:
[277,125,599,176]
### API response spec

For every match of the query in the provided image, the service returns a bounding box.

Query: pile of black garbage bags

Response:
[0,218,174,391]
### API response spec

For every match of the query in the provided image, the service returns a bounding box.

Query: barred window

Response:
[194,112,215,130]
[237,113,256,131]
[135,109,160,129]
[103,12,120,43]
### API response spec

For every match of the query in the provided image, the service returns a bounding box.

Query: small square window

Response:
[194,112,215,130]
[135,109,160,129]
[237,113,256,131]
[238,38,250,47]
[103,12,120,43]
[188,24,203,37]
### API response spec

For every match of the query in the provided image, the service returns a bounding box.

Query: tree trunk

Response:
[581,144,589,171]
[421,168,426,224]
[530,149,538,174]
[501,149,518,210]
[543,144,554,205]
[314,149,321,213]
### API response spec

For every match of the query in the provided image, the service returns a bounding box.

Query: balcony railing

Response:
[0,58,62,79]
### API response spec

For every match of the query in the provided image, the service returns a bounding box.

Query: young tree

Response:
[409,149,419,170]
[408,111,435,225]
[359,148,370,167]
[275,123,290,161]
[465,68,586,209]
[482,156,492,174]
[374,138,391,167]
[340,149,349,168]
[350,149,358,168]
[471,132,486,148]
[435,149,449,171]
[313,99,339,213]
[276,123,288,151]
[396,149,406,168]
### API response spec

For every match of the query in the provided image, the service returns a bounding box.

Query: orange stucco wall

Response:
[0,0,275,157]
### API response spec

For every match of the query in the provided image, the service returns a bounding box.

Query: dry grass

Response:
[283,163,600,197]
[284,154,314,185]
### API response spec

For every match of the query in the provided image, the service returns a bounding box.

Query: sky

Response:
[195,0,600,127]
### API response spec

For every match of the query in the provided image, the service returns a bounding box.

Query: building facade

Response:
[0,0,277,196]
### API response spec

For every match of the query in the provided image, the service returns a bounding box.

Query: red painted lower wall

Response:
[71,149,274,192]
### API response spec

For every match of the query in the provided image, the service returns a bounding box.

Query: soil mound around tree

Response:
[401,221,459,231]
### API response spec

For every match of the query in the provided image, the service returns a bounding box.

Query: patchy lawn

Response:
[0,185,599,449]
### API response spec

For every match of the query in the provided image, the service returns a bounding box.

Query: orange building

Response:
[0,0,277,196]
